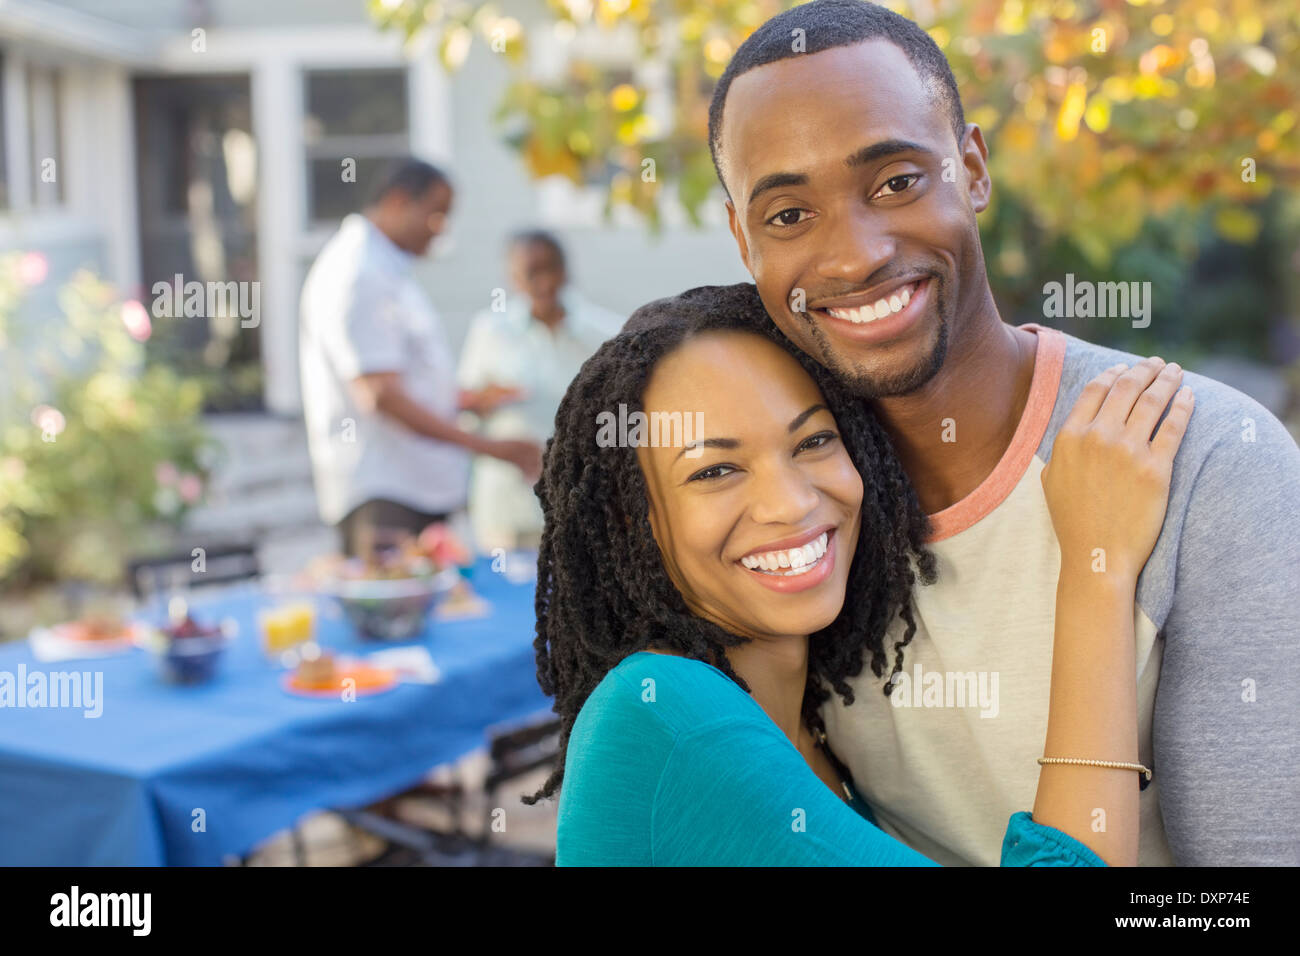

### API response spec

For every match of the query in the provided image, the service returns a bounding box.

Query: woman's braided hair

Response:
[523,282,935,805]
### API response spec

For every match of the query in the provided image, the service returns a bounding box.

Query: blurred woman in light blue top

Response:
[457,231,622,553]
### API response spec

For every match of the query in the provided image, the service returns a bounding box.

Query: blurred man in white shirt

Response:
[299,159,541,557]
[458,231,622,552]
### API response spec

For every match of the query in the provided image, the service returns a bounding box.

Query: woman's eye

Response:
[797,431,838,453]
[766,207,812,228]
[874,173,920,199]
[688,463,735,482]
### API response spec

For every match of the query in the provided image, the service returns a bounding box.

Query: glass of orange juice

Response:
[258,601,316,656]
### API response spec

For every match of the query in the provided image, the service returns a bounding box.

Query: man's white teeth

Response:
[825,282,915,324]
[741,532,830,576]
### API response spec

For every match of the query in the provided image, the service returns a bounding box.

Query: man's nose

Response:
[813,205,896,284]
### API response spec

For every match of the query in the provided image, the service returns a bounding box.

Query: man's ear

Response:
[960,123,992,214]
[726,198,752,272]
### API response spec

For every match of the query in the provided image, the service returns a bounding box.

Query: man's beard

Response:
[805,272,951,400]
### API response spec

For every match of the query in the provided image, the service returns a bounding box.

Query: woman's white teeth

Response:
[741,532,830,576]
[826,282,915,324]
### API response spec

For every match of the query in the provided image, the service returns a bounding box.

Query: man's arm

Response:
[1152,392,1300,865]
[352,372,492,450]
[318,286,541,480]
[353,372,541,480]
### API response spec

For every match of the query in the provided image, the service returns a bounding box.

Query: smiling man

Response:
[708,0,1299,865]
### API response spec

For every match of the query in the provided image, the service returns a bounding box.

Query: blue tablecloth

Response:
[0,559,550,865]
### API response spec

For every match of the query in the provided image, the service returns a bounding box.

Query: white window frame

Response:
[301,65,412,230]
[25,60,64,209]
[154,26,453,415]
[0,46,138,290]
[0,1,154,292]
[0,54,69,213]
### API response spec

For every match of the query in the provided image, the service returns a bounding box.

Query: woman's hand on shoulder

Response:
[1041,356,1194,582]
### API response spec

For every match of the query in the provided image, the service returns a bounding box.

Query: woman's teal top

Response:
[555,652,1106,867]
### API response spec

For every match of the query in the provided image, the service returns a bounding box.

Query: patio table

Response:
[0,558,549,865]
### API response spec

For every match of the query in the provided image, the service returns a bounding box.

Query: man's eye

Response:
[874,173,920,198]
[688,463,735,482]
[766,207,812,228]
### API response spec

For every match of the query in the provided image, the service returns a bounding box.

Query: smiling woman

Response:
[527,281,934,797]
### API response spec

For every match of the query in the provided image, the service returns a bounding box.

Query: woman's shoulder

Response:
[557,651,761,866]
[567,651,771,764]
[607,648,731,680]
[590,650,762,727]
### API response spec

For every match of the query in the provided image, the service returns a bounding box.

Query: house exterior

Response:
[0,0,747,563]
[1,0,750,408]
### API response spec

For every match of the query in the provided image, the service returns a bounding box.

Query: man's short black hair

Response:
[366,157,452,206]
[508,229,567,268]
[707,0,966,198]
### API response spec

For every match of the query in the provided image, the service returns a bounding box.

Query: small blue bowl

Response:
[155,634,228,684]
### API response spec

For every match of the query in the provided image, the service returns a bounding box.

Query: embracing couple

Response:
[525,0,1300,866]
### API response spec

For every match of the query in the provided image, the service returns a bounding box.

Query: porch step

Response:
[182,414,327,559]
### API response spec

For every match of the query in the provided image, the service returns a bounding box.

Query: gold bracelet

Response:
[1038,757,1152,781]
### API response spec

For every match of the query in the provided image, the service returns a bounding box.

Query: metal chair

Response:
[126,542,261,601]
[336,713,562,866]
[480,714,562,845]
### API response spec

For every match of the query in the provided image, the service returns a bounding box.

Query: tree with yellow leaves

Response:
[371,0,1300,368]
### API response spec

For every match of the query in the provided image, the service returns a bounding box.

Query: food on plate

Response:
[285,653,398,696]
[60,615,130,642]
[294,651,338,688]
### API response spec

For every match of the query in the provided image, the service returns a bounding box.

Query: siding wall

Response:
[4,0,752,411]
